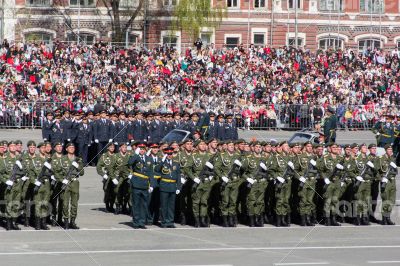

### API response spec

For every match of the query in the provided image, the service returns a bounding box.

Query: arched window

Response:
[25,32,52,44]
[358,38,381,51]
[318,37,344,50]
[67,33,96,44]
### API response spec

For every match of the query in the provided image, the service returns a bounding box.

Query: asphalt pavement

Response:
[0,129,399,266]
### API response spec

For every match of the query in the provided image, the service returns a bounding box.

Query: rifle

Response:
[381,162,397,192]
[61,163,76,191]
[276,161,296,189]
[221,159,241,190]
[322,163,344,190]
[299,159,317,189]
[6,160,24,190]
[192,161,214,191]
[247,162,268,188]
[354,161,375,189]
[34,158,53,193]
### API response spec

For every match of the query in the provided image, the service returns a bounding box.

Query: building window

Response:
[26,0,51,6]
[119,0,139,7]
[200,32,212,45]
[360,0,383,13]
[288,37,303,47]
[110,33,139,45]
[253,33,265,46]
[255,0,266,8]
[164,0,177,6]
[225,37,240,48]
[67,33,96,44]
[358,38,381,50]
[288,0,301,9]
[319,0,343,11]
[70,0,95,7]
[162,35,178,48]
[25,32,52,43]
[318,37,343,50]
[227,0,238,8]
[397,41,400,48]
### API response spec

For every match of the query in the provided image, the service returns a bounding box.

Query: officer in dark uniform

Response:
[109,112,119,149]
[133,111,148,142]
[323,106,337,143]
[156,146,182,228]
[50,114,64,146]
[206,112,217,140]
[87,111,97,166]
[76,115,92,164]
[61,110,74,148]
[93,110,112,154]
[172,112,182,129]
[115,111,129,149]
[128,142,155,229]
[146,142,162,225]
[224,114,238,140]
[164,113,174,136]
[149,113,164,143]
[42,111,54,142]
[373,114,395,148]
[70,112,81,149]
[198,106,210,137]
[216,114,225,140]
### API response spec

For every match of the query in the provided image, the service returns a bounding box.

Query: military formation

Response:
[96,138,397,229]
[0,140,84,230]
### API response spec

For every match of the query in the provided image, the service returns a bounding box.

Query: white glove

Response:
[128,174,133,180]
[324,178,331,185]
[112,178,119,185]
[341,182,345,187]
[221,176,229,183]
[336,164,344,170]
[234,160,242,167]
[276,176,285,183]
[72,161,79,169]
[5,180,13,186]
[367,161,375,168]
[390,162,398,168]
[108,139,113,143]
[299,176,306,183]
[44,161,52,170]
[103,174,108,180]
[382,177,389,183]
[16,160,22,169]
[95,139,99,143]
[21,176,28,181]
[43,138,47,141]
[181,177,187,184]
[146,150,151,156]
[162,155,167,162]
[88,144,91,147]
[356,176,365,182]
[193,177,201,184]
[260,162,267,170]
[34,180,42,187]
[246,178,255,185]
[148,187,154,193]
[51,175,56,181]
[67,139,71,142]
[287,161,294,170]
[114,142,118,146]
[205,161,214,169]
[176,190,180,195]
[376,132,381,136]
[62,179,69,185]
[135,148,140,155]
[209,176,213,181]
[310,159,317,166]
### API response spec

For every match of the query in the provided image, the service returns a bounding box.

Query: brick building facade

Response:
[2,0,400,51]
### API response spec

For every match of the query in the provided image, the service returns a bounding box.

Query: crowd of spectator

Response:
[1,38,400,129]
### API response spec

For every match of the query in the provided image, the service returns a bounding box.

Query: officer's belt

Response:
[330,129,335,131]
[202,126,208,128]
[161,178,176,183]
[133,172,149,179]
[381,134,392,138]
[154,175,161,179]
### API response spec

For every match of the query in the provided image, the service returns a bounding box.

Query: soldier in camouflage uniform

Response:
[176,139,193,225]
[187,139,214,227]
[113,142,132,215]
[50,142,66,226]
[20,141,37,227]
[379,144,397,225]
[215,140,242,227]
[97,143,117,213]
[263,141,275,224]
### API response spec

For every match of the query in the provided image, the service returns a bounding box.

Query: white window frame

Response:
[224,34,242,48]
[69,0,96,7]
[164,0,177,7]
[26,0,52,6]
[286,32,306,47]
[360,0,384,14]
[227,0,240,9]
[357,38,382,51]
[318,37,344,50]
[22,28,56,42]
[251,28,268,46]
[160,30,181,51]
[199,27,216,46]
[319,0,344,12]
[287,0,302,10]
[254,0,267,9]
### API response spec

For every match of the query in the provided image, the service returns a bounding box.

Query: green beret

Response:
[207,138,218,144]
[65,142,75,148]
[344,144,351,149]
[217,141,225,146]
[279,141,288,146]
[368,144,377,149]
[182,139,193,145]
[53,141,63,147]
[8,141,17,145]
[15,140,22,145]
[37,142,45,148]
[304,141,312,146]
[27,141,36,147]
[360,143,367,148]
[384,144,392,150]
[0,140,7,146]
[351,143,359,149]
[327,142,337,147]
[226,140,235,145]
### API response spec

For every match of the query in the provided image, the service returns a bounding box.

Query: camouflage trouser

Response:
[192,180,212,217]
[381,179,396,217]
[298,179,316,216]
[34,180,51,218]
[354,180,371,216]
[62,180,80,220]
[247,179,268,216]
[5,179,23,219]
[220,180,240,216]
[323,179,341,216]
[275,180,291,216]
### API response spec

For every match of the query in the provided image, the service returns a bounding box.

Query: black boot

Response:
[354,215,361,226]
[300,215,306,226]
[115,205,120,215]
[286,214,291,226]
[325,215,331,226]
[276,215,282,227]
[6,218,12,231]
[24,214,29,227]
[387,216,395,225]
[281,215,289,227]
[64,218,69,230]
[69,218,79,230]
[205,216,210,227]
[361,215,370,226]
[381,216,388,225]
[263,213,270,224]
[41,218,49,230]
[35,218,41,230]
[232,215,238,227]
[51,216,57,227]
[180,213,186,226]
[12,218,20,230]
[248,215,255,227]
[257,215,264,227]
[306,215,314,226]
[200,216,206,227]
[310,211,317,225]
[194,216,200,228]
[228,215,234,227]
[331,215,341,226]
[222,216,228,227]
